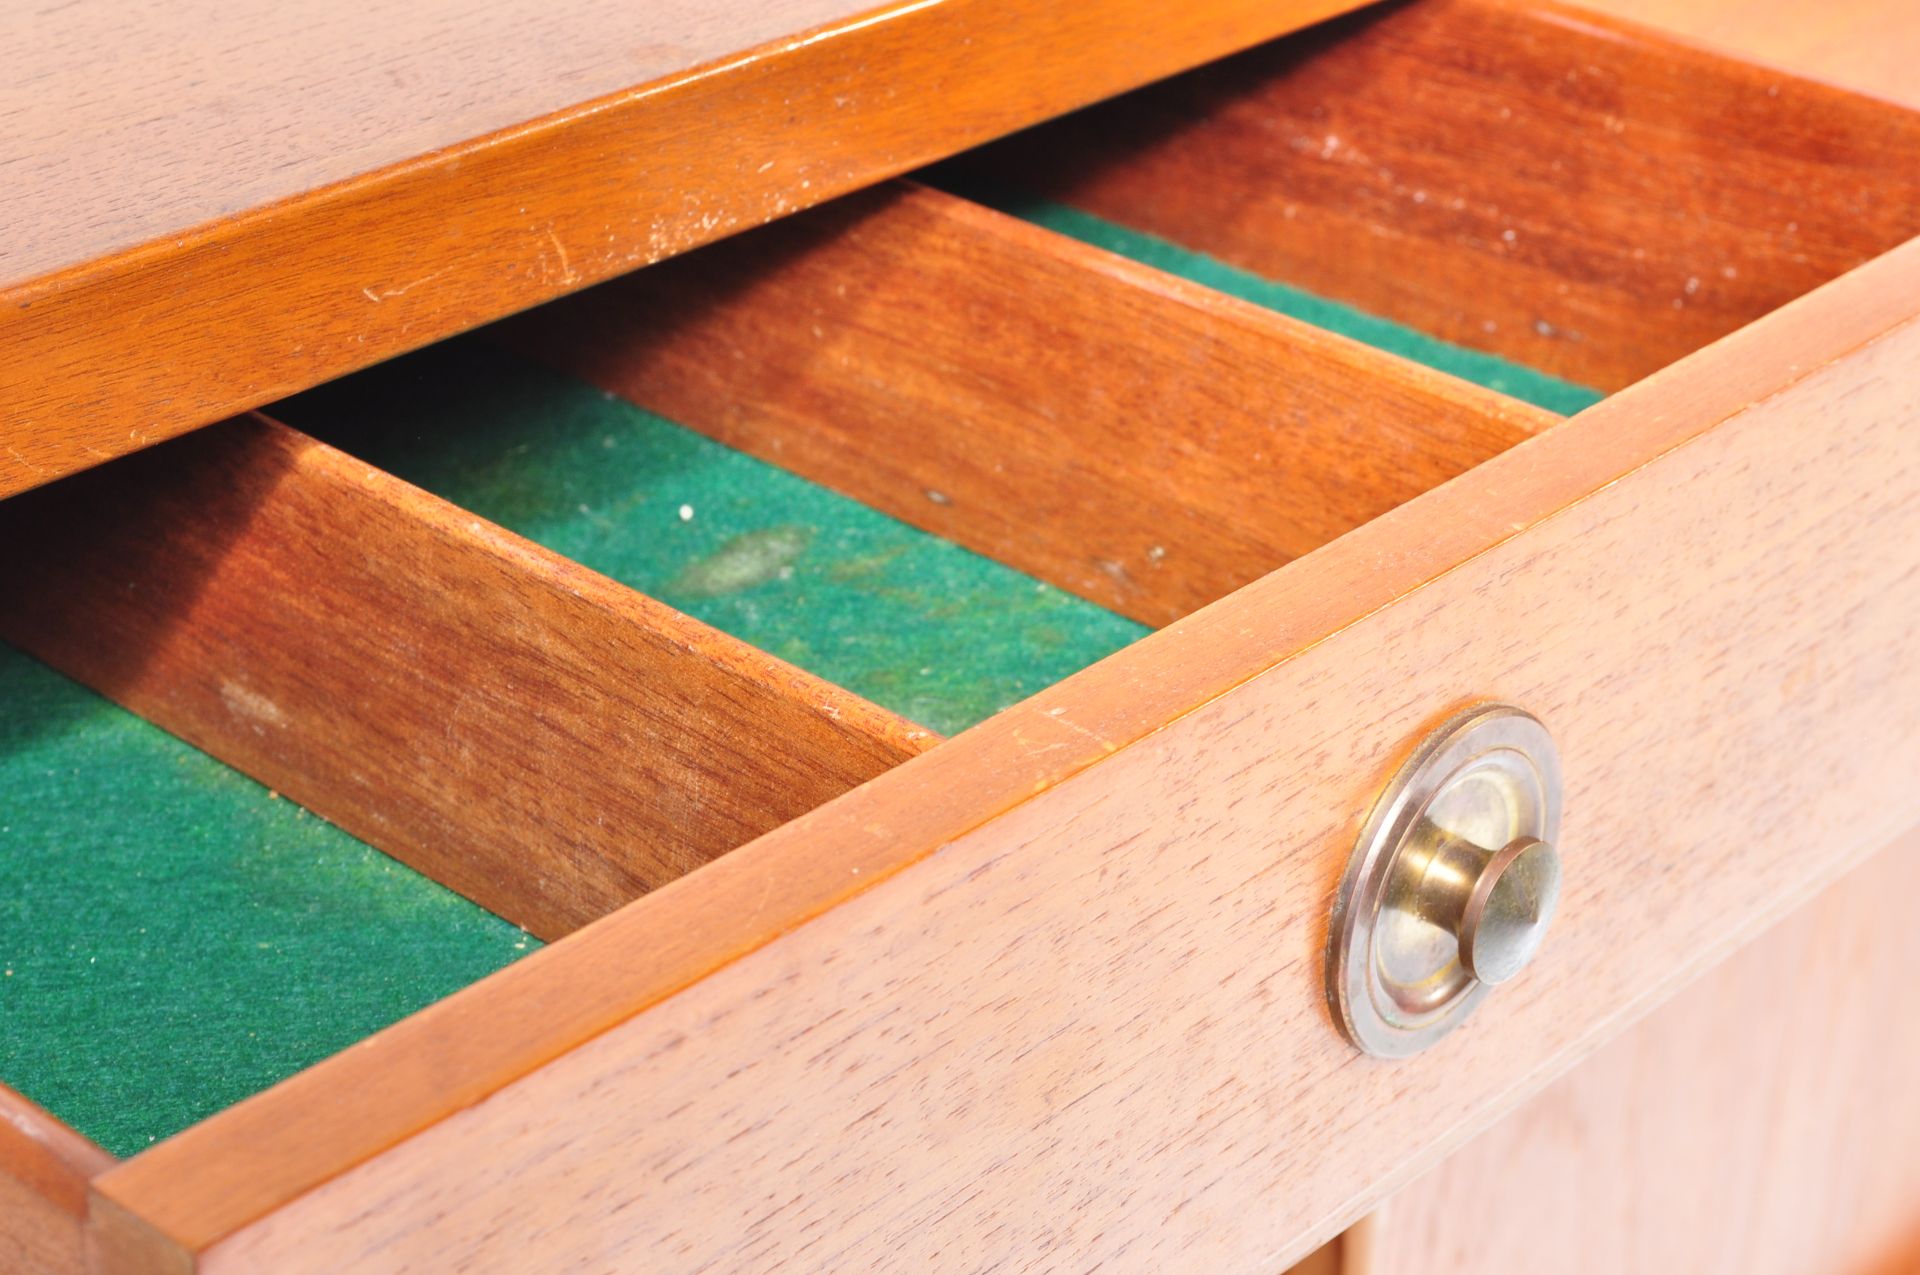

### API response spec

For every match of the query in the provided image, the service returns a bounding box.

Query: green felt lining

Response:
[0,648,535,1155]
[1,197,1602,1157]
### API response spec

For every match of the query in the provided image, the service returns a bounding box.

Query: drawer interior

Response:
[4,0,1916,1206]
[493,180,1556,628]
[269,343,1147,739]
[929,0,1920,391]
[935,194,1605,416]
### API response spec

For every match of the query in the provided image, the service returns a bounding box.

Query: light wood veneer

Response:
[1,2,1914,1270]
[1368,826,1920,1275]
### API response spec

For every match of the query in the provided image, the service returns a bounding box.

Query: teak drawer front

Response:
[92,253,1920,1270]
[1365,825,1920,1275]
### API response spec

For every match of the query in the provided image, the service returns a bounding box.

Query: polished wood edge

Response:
[947,0,1920,391]
[0,0,1376,502]
[0,414,932,941]
[503,179,1556,627]
[88,221,1920,1263]
[90,1193,191,1275]
[0,1083,114,1275]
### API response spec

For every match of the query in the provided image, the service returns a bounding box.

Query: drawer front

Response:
[93,237,1920,1270]
[1366,826,1920,1275]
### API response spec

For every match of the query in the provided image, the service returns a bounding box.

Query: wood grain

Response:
[944,0,1920,391]
[0,416,932,941]
[1367,827,1920,1275]
[1575,0,1920,107]
[0,0,1376,501]
[503,181,1555,627]
[0,0,880,288]
[89,236,1920,1271]
[0,1083,114,1275]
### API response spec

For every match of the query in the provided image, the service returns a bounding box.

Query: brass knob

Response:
[1328,704,1564,1058]
[1399,827,1561,987]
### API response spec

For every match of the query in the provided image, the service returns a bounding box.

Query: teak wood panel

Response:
[504,181,1556,628]
[945,0,1920,391]
[0,0,943,285]
[0,1084,113,1275]
[1364,825,1920,1275]
[0,0,1377,502]
[0,417,930,941]
[88,234,1920,1271]
[1577,0,1920,107]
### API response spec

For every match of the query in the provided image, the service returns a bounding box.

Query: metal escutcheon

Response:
[1327,703,1563,1058]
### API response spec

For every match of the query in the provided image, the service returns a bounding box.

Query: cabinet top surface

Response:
[1,0,875,288]
[0,0,1376,502]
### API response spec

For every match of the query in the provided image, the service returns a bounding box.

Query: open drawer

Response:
[3,1,1918,1270]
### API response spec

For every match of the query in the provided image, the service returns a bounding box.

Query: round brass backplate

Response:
[1327,703,1563,1059]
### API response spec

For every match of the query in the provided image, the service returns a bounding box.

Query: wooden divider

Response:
[940,0,1920,391]
[0,1084,113,1275]
[501,181,1555,628]
[0,417,933,939]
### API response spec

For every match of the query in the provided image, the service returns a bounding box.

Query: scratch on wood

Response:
[545,227,578,285]
[6,446,50,475]
[361,271,444,303]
